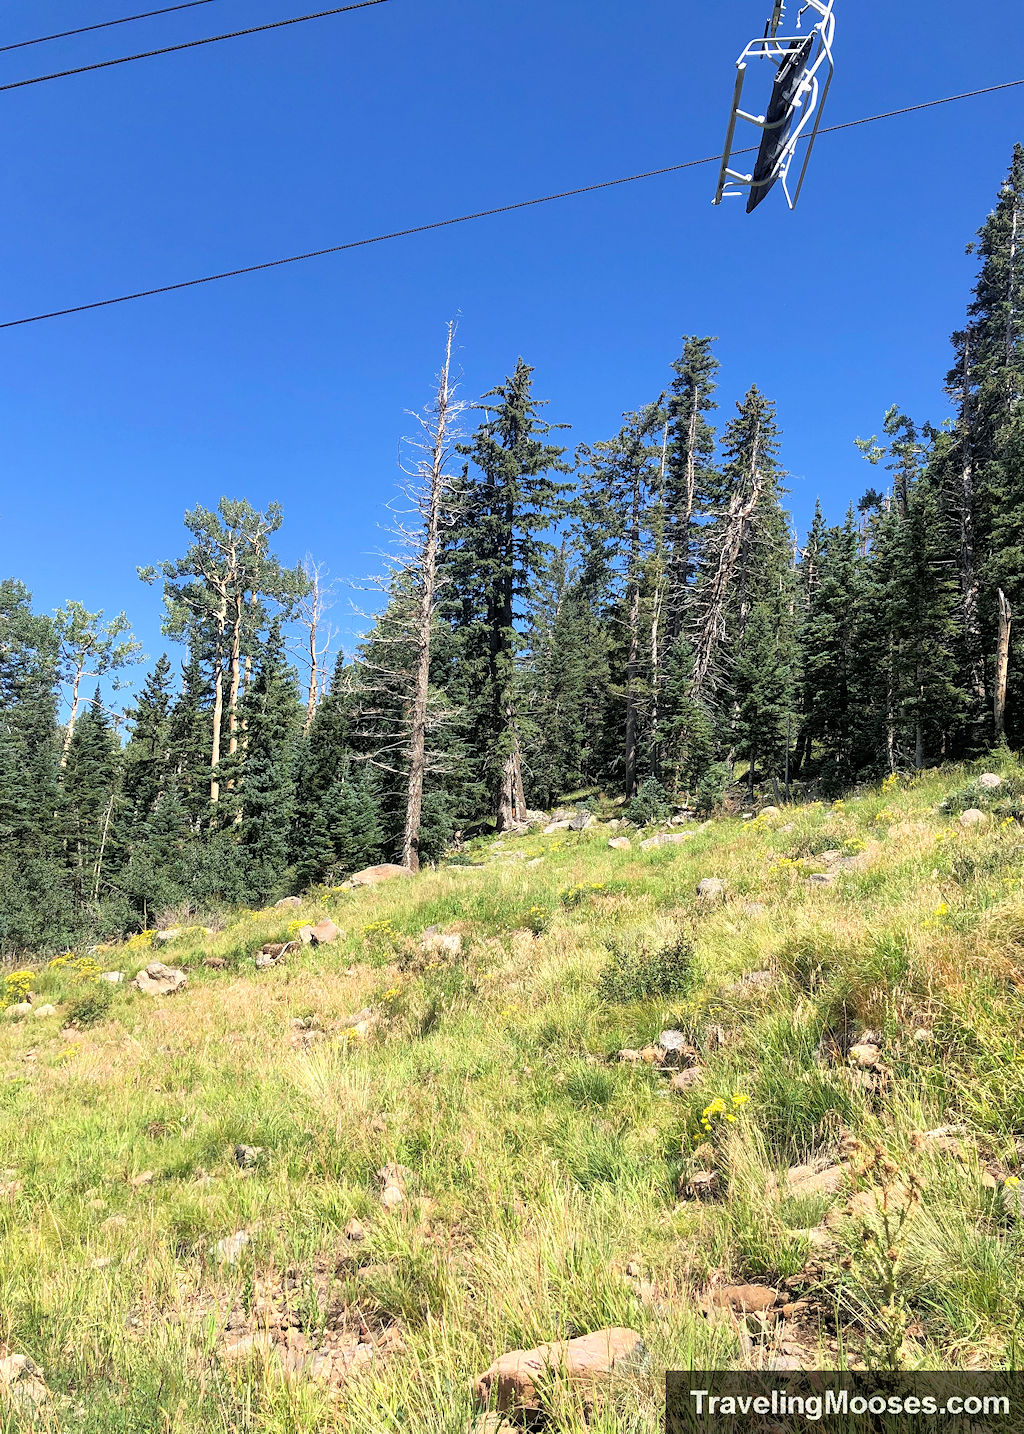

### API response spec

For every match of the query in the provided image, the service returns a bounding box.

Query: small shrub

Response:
[626,778,673,826]
[940,772,1024,820]
[64,983,113,1027]
[694,763,730,817]
[598,933,695,1002]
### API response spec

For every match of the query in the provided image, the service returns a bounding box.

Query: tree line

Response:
[1,147,1021,952]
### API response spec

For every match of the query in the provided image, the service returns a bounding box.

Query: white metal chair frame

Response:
[713,0,836,211]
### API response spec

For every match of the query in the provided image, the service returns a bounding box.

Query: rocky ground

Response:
[1,762,1023,1431]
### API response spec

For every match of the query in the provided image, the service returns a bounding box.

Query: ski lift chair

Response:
[713,0,836,213]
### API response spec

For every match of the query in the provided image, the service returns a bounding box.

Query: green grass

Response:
[1,761,1024,1427]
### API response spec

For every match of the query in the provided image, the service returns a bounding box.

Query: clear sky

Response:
[1,0,1021,694]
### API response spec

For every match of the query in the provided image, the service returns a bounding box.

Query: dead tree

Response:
[995,588,1013,743]
[690,422,765,698]
[294,557,337,732]
[351,324,465,870]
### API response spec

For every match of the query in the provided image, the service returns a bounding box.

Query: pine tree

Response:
[0,581,70,950]
[449,360,570,827]
[524,547,610,804]
[60,688,121,906]
[238,621,302,904]
[799,515,863,791]
[122,655,173,827]
[578,404,665,795]
[166,651,213,828]
[664,336,721,633]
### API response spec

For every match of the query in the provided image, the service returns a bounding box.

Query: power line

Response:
[0,0,391,94]
[0,2,222,57]
[2,77,1021,332]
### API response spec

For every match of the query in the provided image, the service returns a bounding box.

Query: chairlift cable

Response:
[0,2,222,57]
[1,75,1021,331]
[0,0,390,94]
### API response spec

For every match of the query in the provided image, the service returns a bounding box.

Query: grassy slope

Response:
[2,763,1024,1430]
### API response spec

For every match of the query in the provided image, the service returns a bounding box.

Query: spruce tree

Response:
[238,621,302,904]
[122,655,172,827]
[449,360,569,827]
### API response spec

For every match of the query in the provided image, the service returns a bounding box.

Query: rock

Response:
[760,806,781,818]
[133,963,187,996]
[4,1003,32,1021]
[233,1145,263,1169]
[820,849,843,864]
[220,1331,274,1364]
[422,930,463,956]
[523,810,547,825]
[569,812,593,831]
[297,926,316,945]
[708,1284,779,1316]
[639,835,661,851]
[543,821,570,835]
[768,1355,806,1372]
[129,1170,154,1188]
[670,1067,703,1092]
[348,864,413,889]
[678,1169,720,1201]
[344,1217,366,1242]
[775,1161,849,1200]
[639,1045,663,1065]
[152,928,182,945]
[696,878,726,906]
[658,1030,697,1068]
[795,1225,835,1251]
[608,837,631,851]
[378,1162,414,1211]
[979,773,1003,789]
[617,1049,643,1064]
[848,1042,881,1068]
[213,1230,250,1265]
[744,902,768,917]
[0,1353,48,1408]
[274,895,303,909]
[960,808,987,828]
[474,1328,646,1417]
[660,833,693,845]
[807,872,836,885]
[98,971,124,984]
[310,920,340,945]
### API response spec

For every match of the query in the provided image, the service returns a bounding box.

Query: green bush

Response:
[598,933,695,1002]
[63,982,114,1027]
[694,763,731,817]
[626,777,673,826]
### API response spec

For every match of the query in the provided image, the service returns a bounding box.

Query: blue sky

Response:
[1,0,1021,698]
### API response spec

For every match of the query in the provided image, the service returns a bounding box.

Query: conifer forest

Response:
[3,146,1023,956]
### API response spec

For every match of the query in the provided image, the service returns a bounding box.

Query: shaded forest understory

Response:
[2,146,1024,954]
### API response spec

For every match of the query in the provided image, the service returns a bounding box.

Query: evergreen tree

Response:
[799,515,863,792]
[60,688,121,906]
[664,336,721,632]
[448,359,569,827]
[238,621,302,903]
[122,655,173,827]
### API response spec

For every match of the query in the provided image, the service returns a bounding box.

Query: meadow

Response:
[1,761,1024,1431]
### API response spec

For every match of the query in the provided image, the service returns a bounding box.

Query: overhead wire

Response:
[0,2,222,57]
[2,76,1022,331]
[0,0,391,94]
